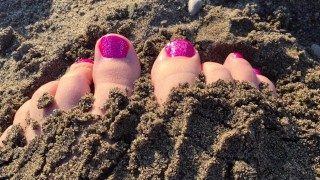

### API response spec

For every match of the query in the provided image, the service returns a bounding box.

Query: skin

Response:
[0,34,276,146]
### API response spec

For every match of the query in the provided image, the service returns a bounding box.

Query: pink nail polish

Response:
[253,68,262,75]
[233,52,244,59]
[76,58,94,64]
[99,35,129,58]
[165,40,195,58]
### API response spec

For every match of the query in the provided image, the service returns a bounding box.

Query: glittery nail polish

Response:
[165,40,195,58]
[253,68,262,75]
[233,52,244,59]
[76,58,94,64]
[99,35,129,58]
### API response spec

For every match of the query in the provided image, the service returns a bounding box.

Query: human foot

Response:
[151,40,276,105]
[0,34,141,146]
[0,37,275,146]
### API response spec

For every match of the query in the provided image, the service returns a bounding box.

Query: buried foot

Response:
[0,35,276,146]
[151,40,276,104]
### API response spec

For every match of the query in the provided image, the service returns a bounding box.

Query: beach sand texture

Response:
[0,0,319,179]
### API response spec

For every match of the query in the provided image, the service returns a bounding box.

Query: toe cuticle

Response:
[99,35,129,58]
[76,58,94,64]
[253,68,262,75]
[165,39,195,58]
[233,52,244,59]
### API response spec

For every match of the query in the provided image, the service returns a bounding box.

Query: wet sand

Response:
[0,0,319,179]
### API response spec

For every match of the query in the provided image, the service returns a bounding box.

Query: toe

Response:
[0,80,59,146]
[92,34,141,114]
[223,52,260,88]
[12,100,32,129]
[1,60,94,145]
[202,62,233,84]
[26,80,59,142]
[28,81,59,120]
[151,39,201,104]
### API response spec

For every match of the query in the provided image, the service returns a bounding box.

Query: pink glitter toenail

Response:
[253,68,262,75]
[99,35,129,58]
[233,52,244,59]
[165,40,195,58]
[76,59,94,64]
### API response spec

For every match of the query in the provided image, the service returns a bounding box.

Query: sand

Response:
[0,0,319,179]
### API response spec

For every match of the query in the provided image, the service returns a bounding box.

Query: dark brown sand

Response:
[0,0,319,179]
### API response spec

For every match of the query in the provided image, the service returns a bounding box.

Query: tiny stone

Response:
[128,3,136,19]
[297,71,301,77]
[188,0,204,16]
[160,20,168,25]
[152,26,159,33]
[311,44,320,58]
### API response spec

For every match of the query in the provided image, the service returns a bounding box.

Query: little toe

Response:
[151,39,201,104]
[0,100,31,146]
[254,69,277,96]
[202,62,233,84]
[92,34,141,114]
[223,52,260,88]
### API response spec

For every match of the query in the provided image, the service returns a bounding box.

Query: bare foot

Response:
[151,40,276,105]
[0,34,141,146]
[0,36,276,146]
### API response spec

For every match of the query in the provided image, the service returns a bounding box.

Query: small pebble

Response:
[188,0,203,16]
[279,29,287,33]
[311,44,320,58]
[152,27,159,33]
[160,20,168,25]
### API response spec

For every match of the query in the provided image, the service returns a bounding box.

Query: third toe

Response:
[202,62,233,84]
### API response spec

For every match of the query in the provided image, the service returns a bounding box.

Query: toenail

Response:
[76,58,94,64]
[233,52,244,59]
[165,39,195,58]
[253,68,262,75]
[99,35,129,58]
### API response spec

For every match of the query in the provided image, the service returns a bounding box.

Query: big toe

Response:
[92,34,141,114]
[151,40,201,104]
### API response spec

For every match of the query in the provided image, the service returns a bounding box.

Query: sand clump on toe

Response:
[0,0,320,179]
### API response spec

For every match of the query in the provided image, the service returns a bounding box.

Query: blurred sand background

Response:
[0,0,319,179]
